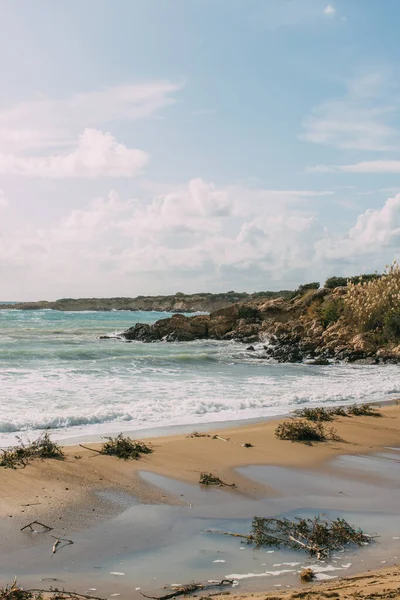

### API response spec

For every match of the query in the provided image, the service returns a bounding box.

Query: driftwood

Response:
[206,514,375,560]
[51,535,74,554]
[78,444,102,454]
[0,580,105,600]
[21,521,53,533]
[140,579,234,600]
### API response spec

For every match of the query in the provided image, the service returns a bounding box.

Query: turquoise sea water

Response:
[1,308,400,445]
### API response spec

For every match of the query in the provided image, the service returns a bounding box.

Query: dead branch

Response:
[51,535,74,554]
[204,529,252,540]
[78,444,102,454]
[21,521,53,532]
[140,580,234,600]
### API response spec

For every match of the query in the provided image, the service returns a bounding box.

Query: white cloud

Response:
[301,72,399,151]
[315,195,400,263]
[0,189,9,208]
[309,160,400,174]
[323,5,336,16]
[0,81,181,153]
[0,129,149,178]
[2,179,399,299]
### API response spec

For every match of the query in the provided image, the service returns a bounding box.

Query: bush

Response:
[237,306,260,321]
[101,434,153,460]
[383,308,400,341]
[275,420,327,443]
[320,298,344,326]
[296,282,320,295]
[325,276,349,289]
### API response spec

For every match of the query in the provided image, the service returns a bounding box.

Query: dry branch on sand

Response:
[207,514,374,560]
[140,579,234,600]
[0,580,105,600]
[79,434,152,460]
[0,433,64,469]
[199,472,236,487]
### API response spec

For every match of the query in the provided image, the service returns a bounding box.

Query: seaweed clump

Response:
[100,434,153,460]
[275,420,330,444]
[0,432,64,469]
[199,472,236,487]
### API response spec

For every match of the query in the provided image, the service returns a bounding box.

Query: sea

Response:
[1,307,400,447]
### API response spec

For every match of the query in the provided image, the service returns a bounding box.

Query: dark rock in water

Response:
[307,358,330,366]
[122,314,210,343]
[246,345,255,351]
[99,335,122,340]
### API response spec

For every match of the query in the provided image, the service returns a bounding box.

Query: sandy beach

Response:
[1,404,399,599]
[1,404,400,524]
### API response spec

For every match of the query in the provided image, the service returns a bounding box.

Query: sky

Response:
[1,0,400,300]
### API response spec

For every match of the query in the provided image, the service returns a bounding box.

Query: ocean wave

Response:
[0,411,134,434]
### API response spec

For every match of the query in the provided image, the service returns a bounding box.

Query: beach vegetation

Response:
[237,305,260,321]
[100,434,152,460]
[343,262,400,339]
[320,298,345,326]
[296,282,320,294]
[0,432,64,469]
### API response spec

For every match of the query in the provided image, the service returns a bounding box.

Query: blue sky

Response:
[0,0,399,300]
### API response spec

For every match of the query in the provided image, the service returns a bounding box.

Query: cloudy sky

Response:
[1,0,400,300]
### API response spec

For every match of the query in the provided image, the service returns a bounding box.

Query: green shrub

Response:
[320,298,344,326]
[237,306,260,321]
[383,308,400,341]
[296,282,320,295]
[325,276,349,289]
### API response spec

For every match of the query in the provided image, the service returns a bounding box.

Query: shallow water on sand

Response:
[1,309,400,445]
[1,454,399,598]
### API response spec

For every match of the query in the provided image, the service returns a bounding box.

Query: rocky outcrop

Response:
[120,288,400,364]
[0,290,291,313]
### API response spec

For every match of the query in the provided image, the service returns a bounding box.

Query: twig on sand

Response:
[21,521,53,532]
[204,529,251,540]
[140,579,234,600]
[51,535,74,554]
[78,444,102,454]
